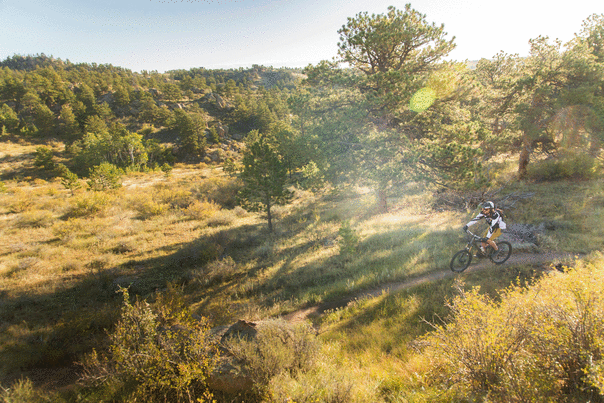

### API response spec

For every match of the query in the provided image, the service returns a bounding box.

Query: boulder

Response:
[207,320,258,395]
[216,122,228,137]
[208,319,298,395]
[207,359,254,395]
[220,319,258,343]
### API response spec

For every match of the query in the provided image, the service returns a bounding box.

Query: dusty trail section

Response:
[283,250,579,323]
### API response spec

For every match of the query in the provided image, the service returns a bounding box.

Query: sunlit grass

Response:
[2,141,604,400]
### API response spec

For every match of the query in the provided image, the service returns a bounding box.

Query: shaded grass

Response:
[1,140,603,400]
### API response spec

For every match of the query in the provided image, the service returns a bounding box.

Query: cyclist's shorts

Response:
[484,227,502,241]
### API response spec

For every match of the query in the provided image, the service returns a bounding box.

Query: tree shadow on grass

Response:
[0,219,267,389]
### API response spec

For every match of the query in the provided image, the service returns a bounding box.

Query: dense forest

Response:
[2,5,604,403]
[1,8,603,206]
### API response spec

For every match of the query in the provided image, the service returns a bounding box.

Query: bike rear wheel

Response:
[489,241,512,264]
[450,250,472,272]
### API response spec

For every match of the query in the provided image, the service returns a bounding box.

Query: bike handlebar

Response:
[465,229,489,242]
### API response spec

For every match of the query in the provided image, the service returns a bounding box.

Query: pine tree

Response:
[238,137,291,232]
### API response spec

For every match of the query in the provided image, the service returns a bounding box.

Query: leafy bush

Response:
[152,184,194,209]
[66,192,113,217]
[421,259,604,402]
[15,209,54,228]
[300,160,325,191]
[195,177,240,209]
[33,146,55,171]
[88,163,123,191]
[221,319,320,398]
[190,256,238,285]
[129,194,170,219]
[160,162,173,177]
[205,209,237,227]
[184,199,221,221]
[527,152,601,182]
[337,220,359,258]
[0,378,53,403]
[56,163,82,196]
[79,286,219,403]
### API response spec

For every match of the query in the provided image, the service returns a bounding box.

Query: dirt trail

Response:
[283,250,579,323]
[14,251,578,393]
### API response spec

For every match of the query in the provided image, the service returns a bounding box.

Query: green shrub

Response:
[79,287,219,402]
[56,164,82,196]
[0,378,53,403]
[33,146,55,171]
[15,210,54,228]
[195,177,240,209]
[88,163,123,191]
[66,192,113,217]
[300,160,325,191]
[528,152,601,182]
[190,256,239,286]
[184,199,221,221]
[337,220,359,258]
[222,319,320,398]
[130,196,169,219]
[160,162,173,177]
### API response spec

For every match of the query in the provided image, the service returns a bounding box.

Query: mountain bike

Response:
[450,229,512,272]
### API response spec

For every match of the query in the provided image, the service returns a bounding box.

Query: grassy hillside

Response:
[0,139,602,401]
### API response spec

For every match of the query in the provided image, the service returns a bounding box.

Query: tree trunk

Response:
[266,197,273,233]
[377,187,388,213]
[518,137,530,179]
[590,131,601,157]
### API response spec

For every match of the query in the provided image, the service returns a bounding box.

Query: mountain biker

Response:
[463,201,506,256]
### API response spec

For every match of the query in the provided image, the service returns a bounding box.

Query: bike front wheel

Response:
[489,241,512,265]
[450,250,472,272]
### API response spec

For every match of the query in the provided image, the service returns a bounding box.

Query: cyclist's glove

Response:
[463,225,468,232]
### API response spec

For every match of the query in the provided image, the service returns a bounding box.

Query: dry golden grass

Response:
[2,140,604,401]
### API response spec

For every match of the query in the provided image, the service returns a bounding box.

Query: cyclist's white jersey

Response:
[466,210,506,236]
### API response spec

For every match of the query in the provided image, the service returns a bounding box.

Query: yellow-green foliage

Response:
[222,319,321,398]
[195,176,240,208]
[268,347,381,403]
[129,195,170,219]
[152,184,194,209]
[337,220,359,258]
[184,199,221,221]
[527,152,601,182]
[80,286,219,403]
[128,184,199,219]
[14,209,55,228]
[0,378,56,403]
[67,191,114,217]
[421,256,604,401]
[190,256,239,285]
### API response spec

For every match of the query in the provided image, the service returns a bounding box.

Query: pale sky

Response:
[0,0,601,73]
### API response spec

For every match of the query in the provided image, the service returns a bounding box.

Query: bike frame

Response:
[464,229,491,254]
[451,228,512,272]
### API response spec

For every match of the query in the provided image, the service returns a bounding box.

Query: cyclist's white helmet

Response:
[482,201,495,209]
